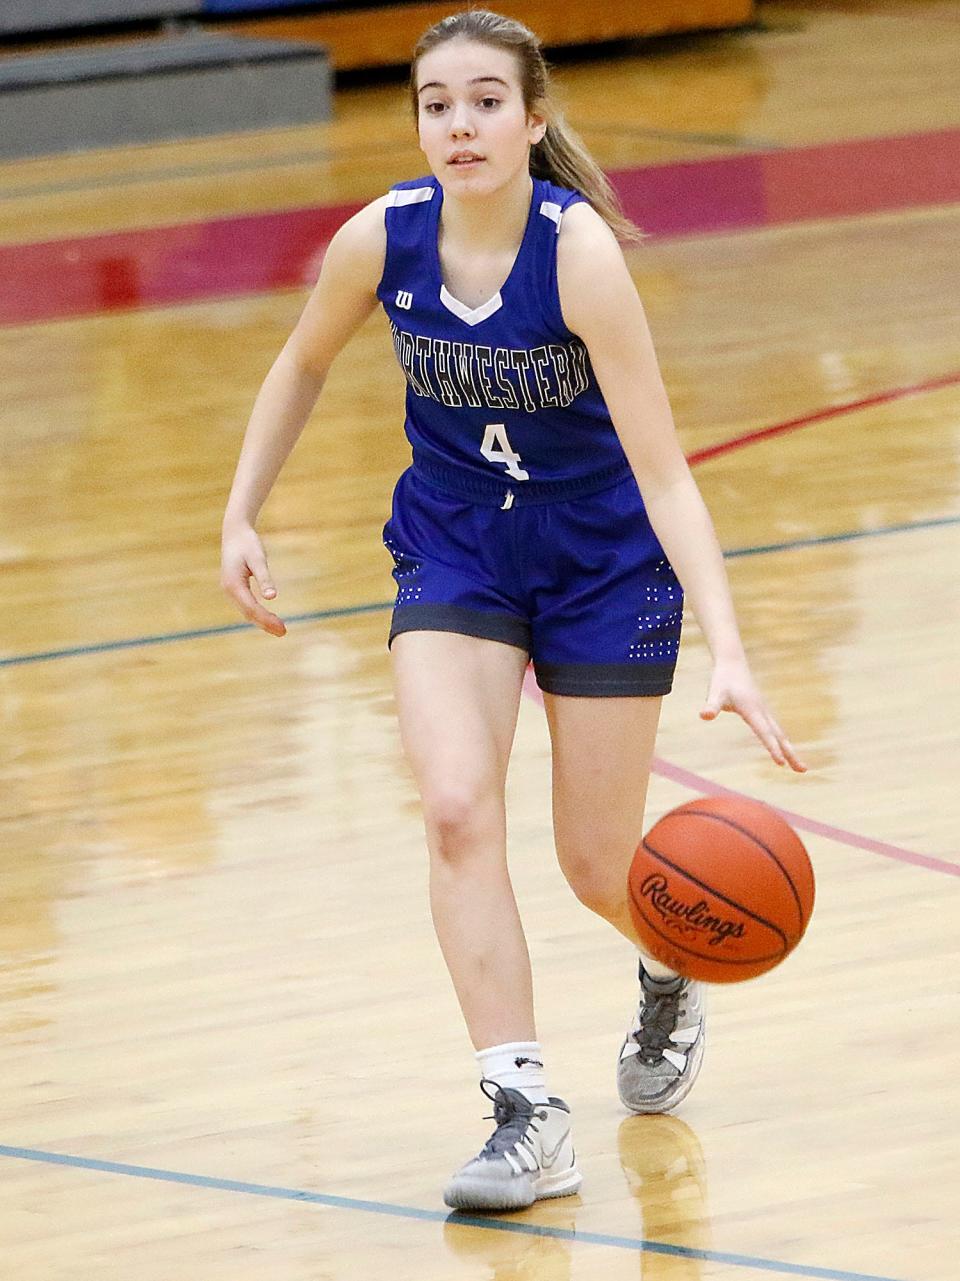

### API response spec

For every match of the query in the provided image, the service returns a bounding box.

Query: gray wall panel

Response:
[0,55,331,157]
[0,1,202,34]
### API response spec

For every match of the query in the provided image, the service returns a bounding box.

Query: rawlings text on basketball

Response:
[640,874,746,947]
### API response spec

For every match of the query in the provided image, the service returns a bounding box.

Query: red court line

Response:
[2,126,960,325]
[0,202,354,327]
[650,756,959,878]
[687,372,960,466]
[520,630,957,880]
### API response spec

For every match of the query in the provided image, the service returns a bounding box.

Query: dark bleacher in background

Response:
[0,0,328,34]
[1,1,754,47]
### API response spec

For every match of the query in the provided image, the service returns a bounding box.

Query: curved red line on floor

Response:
[649,756,958,877]
[687,372,960,466]
[520,653,957,877]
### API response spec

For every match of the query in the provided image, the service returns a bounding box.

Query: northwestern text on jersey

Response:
[389,321,591,413]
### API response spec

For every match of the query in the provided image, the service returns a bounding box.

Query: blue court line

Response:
[1,512,958,670]
[0,1143,907,1281]
[0,601,392,668]
[723,512,960,559]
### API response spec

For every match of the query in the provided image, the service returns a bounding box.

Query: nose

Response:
[448,101,474,138]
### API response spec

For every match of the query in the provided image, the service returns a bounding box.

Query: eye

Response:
[423,101,446,115]
[479,96,501,109]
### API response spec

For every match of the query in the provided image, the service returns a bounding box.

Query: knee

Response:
[421,782,501,864]
[558,843,625,919]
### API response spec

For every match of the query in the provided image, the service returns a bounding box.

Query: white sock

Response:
[476,1041,549,1104]
[639,949,681,983]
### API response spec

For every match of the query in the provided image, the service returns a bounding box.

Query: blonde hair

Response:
[410,9,642,244]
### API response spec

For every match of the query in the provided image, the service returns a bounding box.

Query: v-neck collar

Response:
[438,285,506,326]
[432,178,538,328]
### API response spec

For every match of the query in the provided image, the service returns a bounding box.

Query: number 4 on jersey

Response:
[480,423,529,481]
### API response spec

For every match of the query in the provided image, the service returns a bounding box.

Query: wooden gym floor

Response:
[1,3,958,1278]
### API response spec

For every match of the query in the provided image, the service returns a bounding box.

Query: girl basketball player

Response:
[221,10,805,1213]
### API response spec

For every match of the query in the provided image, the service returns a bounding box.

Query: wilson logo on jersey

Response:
[395,290,414,310]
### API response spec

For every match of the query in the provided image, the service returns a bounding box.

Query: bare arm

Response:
[557,204,804,771]
[220,196,388,634]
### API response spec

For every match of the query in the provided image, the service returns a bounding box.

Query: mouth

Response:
[448,153,485,169]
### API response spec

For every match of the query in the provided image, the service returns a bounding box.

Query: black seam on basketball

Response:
[628,882,785,966]
[670,809,806,933]
[641,839,790,950]
[677,809,806,922]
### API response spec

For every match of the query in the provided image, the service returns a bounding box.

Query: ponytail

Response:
[531,117,642,244]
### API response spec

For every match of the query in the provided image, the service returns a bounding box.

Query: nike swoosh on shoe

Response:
[540,1130,570,1169]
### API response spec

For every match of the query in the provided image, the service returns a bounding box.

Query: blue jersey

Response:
[376,175,632,499]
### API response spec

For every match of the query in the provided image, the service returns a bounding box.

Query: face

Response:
[415,39,546,196]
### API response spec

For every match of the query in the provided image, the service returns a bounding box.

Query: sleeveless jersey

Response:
[376,174,632,501]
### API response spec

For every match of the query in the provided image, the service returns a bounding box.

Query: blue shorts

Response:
[382,464,683,697]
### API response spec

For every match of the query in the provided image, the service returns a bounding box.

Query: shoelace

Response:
[478,1079,546,1157]
[634,990,685,1065]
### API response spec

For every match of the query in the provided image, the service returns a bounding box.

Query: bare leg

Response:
[391,631,532,1050]
[543,692,662,943]
[543,692,706,1112]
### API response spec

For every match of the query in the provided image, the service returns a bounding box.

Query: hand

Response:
[701,658,806,772]
[220,522,287,637]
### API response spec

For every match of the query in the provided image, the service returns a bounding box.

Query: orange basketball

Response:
[627,795,815,983]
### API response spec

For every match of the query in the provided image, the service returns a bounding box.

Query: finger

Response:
[225,575,287,636]
[699,683,726,720]
[246,601,287,636]
[757,723,786,767]
[761,713,808,773]
[251,553,278,601]
[738,703,789,768]
[701,695,736,719]
[777,733,807,774]
[256,610,287,637]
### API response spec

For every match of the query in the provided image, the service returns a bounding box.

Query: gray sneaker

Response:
[443,1079,582,1211]
[617,963,705,1113]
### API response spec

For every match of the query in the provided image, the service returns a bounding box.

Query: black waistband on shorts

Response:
[411,452,634,506]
